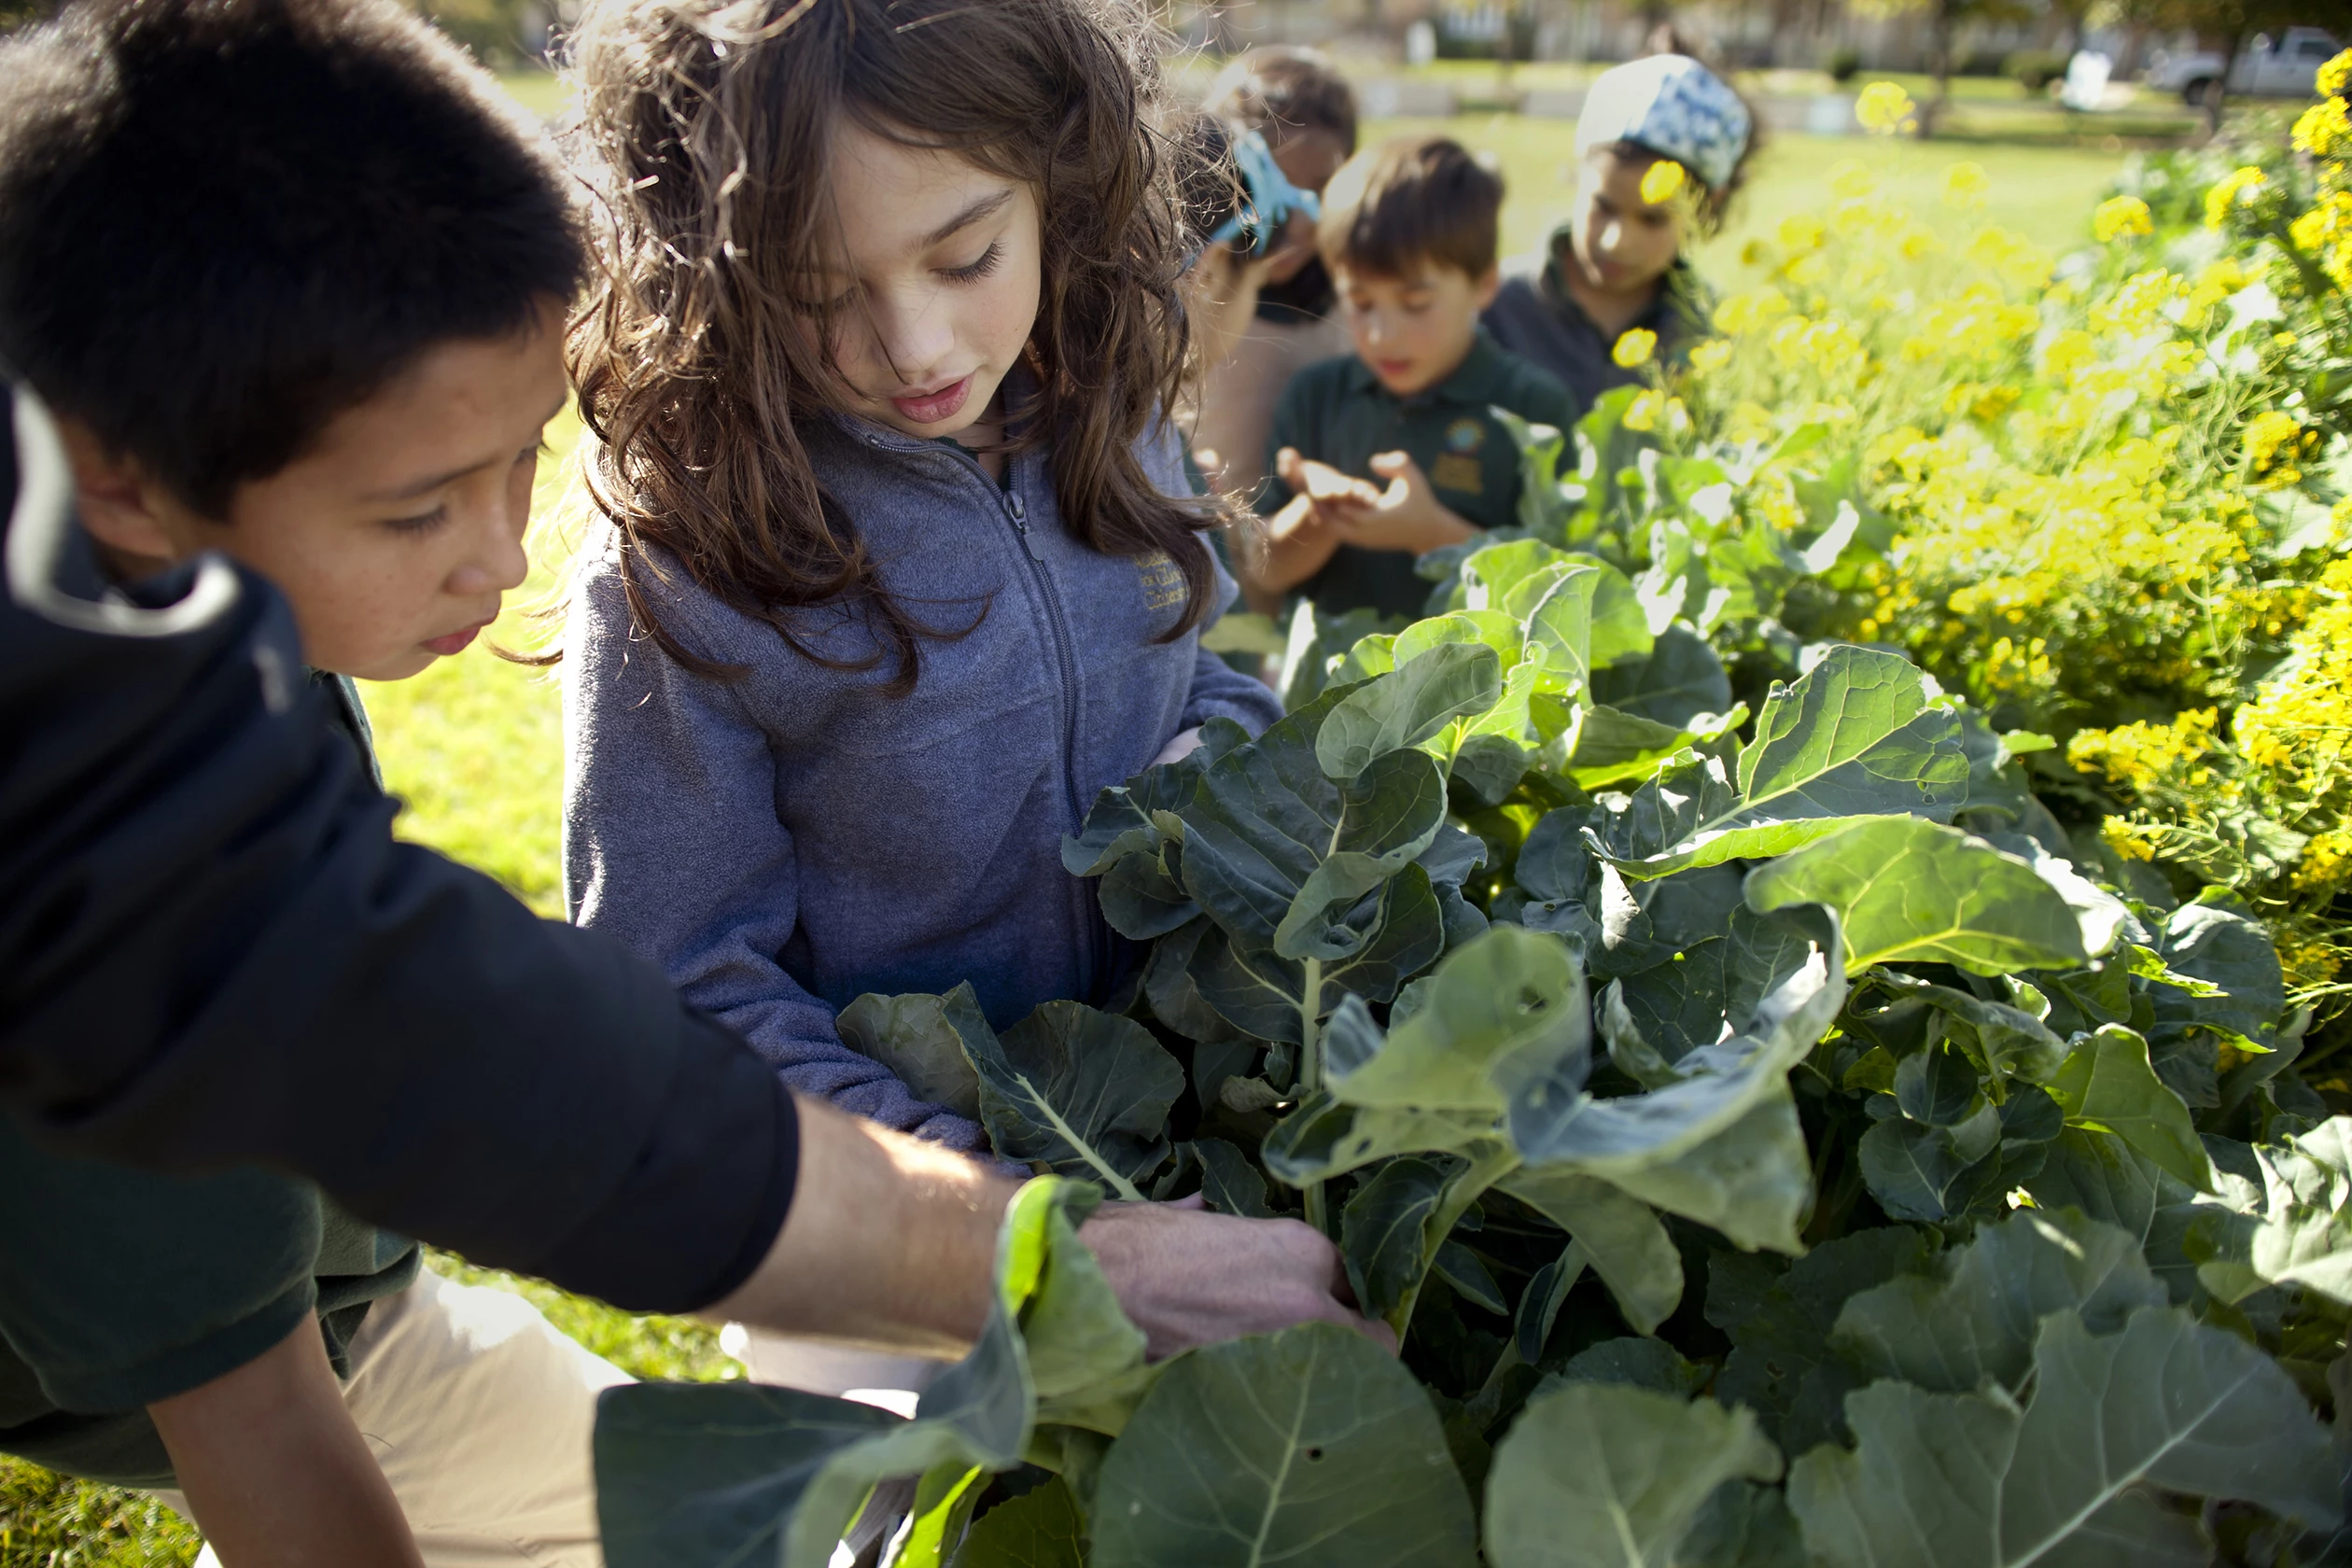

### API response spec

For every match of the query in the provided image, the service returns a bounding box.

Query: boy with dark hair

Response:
[1242,134,1575,620]
[0,0,621,1560]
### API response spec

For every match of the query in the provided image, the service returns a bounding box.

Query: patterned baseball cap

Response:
[1575,54,1754,195]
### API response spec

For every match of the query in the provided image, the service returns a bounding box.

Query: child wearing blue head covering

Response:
[1483,47,1758,415]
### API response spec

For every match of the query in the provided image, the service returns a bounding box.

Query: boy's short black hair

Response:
[0,0,584,517]
[1317,136,1502,283]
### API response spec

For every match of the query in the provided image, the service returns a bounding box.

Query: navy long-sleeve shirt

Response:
[0,379,795,1316]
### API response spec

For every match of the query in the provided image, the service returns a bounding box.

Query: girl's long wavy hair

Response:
[563,0,1213,692]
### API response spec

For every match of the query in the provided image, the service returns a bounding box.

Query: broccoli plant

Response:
[591,397,2352,1568]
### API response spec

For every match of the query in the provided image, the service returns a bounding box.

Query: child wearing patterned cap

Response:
[1483,47,1759,415]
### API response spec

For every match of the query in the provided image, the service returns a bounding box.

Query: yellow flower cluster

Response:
[2206,166,2268,230]
[2295,97,2352,161]
[1639,160,1686,205]
[2088,268,2186,337]
[2243,410,2317,486]
[2093,196,2153,244]
[1612,329,1658,369]
[2297,829,2352,893]
[2290,192,2352,291]
[2234,558,2352,784]
[1941,161,1989,210]
[1855,81,1916,135]
[2321,47,2352,96]
[2069,709,2222,794]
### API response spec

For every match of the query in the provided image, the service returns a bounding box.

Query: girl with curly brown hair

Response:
[556,0,1283,1406]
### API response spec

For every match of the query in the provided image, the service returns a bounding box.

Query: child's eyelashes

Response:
[941,242,1003,285]
[383,504,449,536]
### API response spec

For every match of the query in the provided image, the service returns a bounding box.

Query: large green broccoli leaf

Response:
[1505,919,1844,1174]
[1259,1092,1505,1185]
[1710,1226,1936,1454]
[2185,1117,2352,1307]
[1327,924,1589,1115]
[1828,1211,2166,1396]
[1315,642,1502,781]
[1089,1323,1477,1568]
[1585,1085,1814,1254]
[2025,1127,2217,1304]
[2046,1026,2214,1193]
[954,1477,1085,1568]
[1788,1307,2342,1567]
[963,1002,1185,1200]
[1588,646,1969,879]
[1484,1383,1783,1568]
[595,1181,1112,1568]
[1186,865,1446,1044]
[1745,816,2098,976]
[1495,1169,1686,1334]
[837,981,991,1122]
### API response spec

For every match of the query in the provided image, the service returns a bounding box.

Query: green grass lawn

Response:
[2,71,2133,1568]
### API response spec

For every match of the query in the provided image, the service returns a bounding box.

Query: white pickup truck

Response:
[2146,26,2342,103]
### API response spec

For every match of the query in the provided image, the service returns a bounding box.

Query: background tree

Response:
[1855,0,2036,133]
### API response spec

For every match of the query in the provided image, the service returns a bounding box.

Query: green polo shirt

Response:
[1258,329,1575,620]
[0,672,417,1488]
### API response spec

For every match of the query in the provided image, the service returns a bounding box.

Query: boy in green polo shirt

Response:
[1245,135,1575,620]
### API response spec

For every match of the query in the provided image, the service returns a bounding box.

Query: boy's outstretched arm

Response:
[717,1095,1394,1360]
[148,1318,424,1568]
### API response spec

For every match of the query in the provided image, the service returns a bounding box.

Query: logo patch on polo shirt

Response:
[1138,551,1187,610]
[1430,453,1484,495]
[1444,418,1486,455]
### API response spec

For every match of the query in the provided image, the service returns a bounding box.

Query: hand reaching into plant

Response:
[1078,1194,1397,1359]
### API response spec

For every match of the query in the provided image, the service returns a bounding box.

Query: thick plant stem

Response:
[1300,958,1326,1235]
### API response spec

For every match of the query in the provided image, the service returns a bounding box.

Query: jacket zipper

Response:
[914,440,1102,997]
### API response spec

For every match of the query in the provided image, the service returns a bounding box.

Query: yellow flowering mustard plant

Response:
[2093,195,2154,243]
[1854,81,1916,135]
[2295,97,2352,161]
[2318,46,2352,96]
[1650,81,2352,1030]
[2207,166,2269,230]
[1612,329,1658,370]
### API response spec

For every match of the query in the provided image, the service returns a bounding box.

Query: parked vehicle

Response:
[2146,25,2342,104]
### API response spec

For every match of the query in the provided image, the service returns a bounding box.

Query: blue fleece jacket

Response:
[563,407,1284,1152]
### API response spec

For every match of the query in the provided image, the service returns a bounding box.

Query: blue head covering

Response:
[1575,54,1753,194]
[1208,130,1321,258]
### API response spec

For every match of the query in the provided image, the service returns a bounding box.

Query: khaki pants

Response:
[160,1266,630,1568]
[723,1326,940,1419]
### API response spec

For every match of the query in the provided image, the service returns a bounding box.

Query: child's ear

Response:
[1473,265,1503,312]
[54,417,186,567]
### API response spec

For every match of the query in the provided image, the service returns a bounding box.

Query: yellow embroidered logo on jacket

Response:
[1138,552,1187,610]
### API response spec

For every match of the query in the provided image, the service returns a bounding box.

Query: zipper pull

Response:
[1005,491,1044,561]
